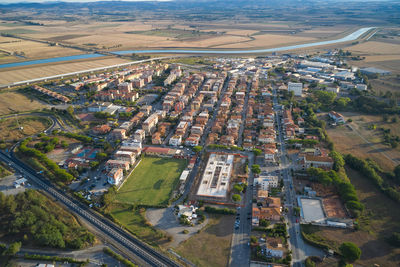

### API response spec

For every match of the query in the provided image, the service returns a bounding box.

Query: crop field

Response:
[176,214,235,267]
[115,156,187,206]
[0,57,130,85]
[0,91,45,115]
[324,112,400,171]
[0,36,81,63]
[302,167,400,267]
[0,116,51,141]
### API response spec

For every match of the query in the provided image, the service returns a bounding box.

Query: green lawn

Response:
[115,156,187,206]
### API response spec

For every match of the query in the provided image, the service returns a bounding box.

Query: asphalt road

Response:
[273,89,306,267]
[0,151,181,267]
[230,152,254,267]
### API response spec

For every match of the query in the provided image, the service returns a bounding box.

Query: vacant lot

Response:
[0,91,45,115]
[175,214,235,267]
[0,57,130,85]
[116,157,187,206]
[325,113,400,171]
[0,116,51,141]
[303,167,400,267]
[108,203,170,246]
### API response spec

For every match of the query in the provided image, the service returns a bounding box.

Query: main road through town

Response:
[0,151,181,267]
[272,89,307,267]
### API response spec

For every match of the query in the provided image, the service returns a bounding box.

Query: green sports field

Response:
[115,156,187,206]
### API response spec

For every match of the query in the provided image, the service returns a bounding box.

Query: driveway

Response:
[146,207,208,248]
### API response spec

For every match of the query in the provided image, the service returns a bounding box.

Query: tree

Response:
[305,257,316,267]
[253,148,262,156]
[313,90,337,106]
[251,164,261,174]
[89,161,99,169]
[3,241,21,256]
[193,146,203,153]
[339,242,361,263]
[233,184,244,193]
[67,106,74,116]
[96,152,108,161]
[232,194,242,202]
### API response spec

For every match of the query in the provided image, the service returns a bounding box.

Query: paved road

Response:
[237,80,252,147]
[272,89,306,267]
[0,151,181,267]
[230,152,254,267]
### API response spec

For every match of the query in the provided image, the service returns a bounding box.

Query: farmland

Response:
[115,156,187,206]
[0,91,45,115]
[0,36,81,63]
[0,57,130,85]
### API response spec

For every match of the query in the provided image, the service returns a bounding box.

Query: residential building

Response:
[143,113,159,134]
[169,135,183,146]
[107,168,124,185]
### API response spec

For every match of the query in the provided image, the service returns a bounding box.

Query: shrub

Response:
[339,242,361,263]
[232,194,242,202]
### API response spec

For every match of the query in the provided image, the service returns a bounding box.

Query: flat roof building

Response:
[196,153,234,201]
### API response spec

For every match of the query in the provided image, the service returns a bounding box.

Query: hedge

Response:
[204,206,236,215]
[24,254,88,265]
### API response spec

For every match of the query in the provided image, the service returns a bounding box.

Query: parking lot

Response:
[0,173,35,195]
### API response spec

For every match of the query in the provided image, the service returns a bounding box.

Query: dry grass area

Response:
[369,76,400,95]
[0,116,51,141]
[307,167,400,267]
[0,91,45,115]
[0,57,130,85]
[348,41,400,55]
[175,214,234,267]
[325,112,400,171]
[212,34,316,49]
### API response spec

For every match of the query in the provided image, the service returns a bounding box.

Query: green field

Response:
[115,156,187,206]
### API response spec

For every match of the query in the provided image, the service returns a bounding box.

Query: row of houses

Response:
[32,85,70,103]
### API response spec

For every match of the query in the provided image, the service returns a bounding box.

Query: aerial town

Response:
[1,40,399,267]
[0,1,399,266]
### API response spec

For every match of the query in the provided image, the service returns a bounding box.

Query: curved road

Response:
[0,151,181,267]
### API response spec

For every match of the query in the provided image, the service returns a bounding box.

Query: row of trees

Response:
[344,154,400,202]
[307,167,364,217]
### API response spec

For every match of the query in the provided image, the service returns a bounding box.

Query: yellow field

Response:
[348,41,400,55]
[212,34,316,49]
[0,36,81,63]
[0,92,45,115]
[0,57,130,85]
